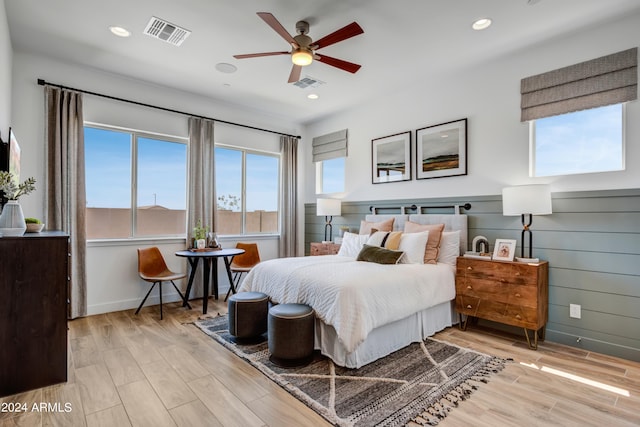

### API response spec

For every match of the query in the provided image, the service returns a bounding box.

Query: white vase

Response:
[0,200,27,236]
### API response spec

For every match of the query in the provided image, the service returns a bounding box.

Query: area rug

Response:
[195,316,507,426]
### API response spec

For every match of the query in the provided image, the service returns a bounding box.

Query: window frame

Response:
[84,122,188,241]
[528,103,627,178]
[215,143,281,236]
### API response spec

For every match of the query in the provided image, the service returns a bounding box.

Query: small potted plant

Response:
[0,171,37,236]
[192,220,209,249]
[25,217,45,233]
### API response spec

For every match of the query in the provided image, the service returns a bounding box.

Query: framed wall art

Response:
[493,239,517,261]
[416,118,467,179]
[371,131,411,184]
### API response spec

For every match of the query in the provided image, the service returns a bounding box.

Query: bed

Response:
[239,213,468,368]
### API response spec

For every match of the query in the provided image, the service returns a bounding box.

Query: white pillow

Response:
[398,231,429,264]
[438,230,461,266]
[337,232,370,258]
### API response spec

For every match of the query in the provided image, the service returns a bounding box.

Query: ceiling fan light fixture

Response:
[292,48,313,66]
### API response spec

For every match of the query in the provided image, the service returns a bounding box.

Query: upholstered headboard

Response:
[364,213,468,255]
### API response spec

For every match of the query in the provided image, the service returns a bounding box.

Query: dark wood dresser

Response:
[0,231,69,397]
[455,256,548,349]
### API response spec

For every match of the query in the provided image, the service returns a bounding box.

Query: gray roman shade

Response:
[521,47,637,121]
[312,129,348,162]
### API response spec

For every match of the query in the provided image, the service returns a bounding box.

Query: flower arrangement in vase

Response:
[0,171,36,236]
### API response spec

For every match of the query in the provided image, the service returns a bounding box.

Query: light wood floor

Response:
[1,298,639,427]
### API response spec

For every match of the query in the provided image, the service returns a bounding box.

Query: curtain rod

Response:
[37,78,301,139]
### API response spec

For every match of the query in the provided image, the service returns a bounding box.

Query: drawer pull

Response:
[466,285,472,290]
[515,293,521,298]
[515,314,522,320]
[466,305,472,309]
[515,272,521,276]
[467,266,473,270]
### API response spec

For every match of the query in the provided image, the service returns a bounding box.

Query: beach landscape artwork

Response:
[416,119,467,179]
[371,131,411,183]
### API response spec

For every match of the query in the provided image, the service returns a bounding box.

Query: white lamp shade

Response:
[502,184,552,216]
[317,198,342,216]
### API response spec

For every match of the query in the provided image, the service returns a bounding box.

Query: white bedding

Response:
[238,254,455,353]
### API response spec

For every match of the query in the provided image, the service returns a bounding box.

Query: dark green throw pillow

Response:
[356,244,405,264]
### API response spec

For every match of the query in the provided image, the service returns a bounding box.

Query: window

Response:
[316,158,345,194]
[215,146,279,235]
[530,104,625,177]
[85,125,187,239]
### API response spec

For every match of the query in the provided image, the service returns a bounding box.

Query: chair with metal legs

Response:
[225,242,261,301]
[135,246,190,320]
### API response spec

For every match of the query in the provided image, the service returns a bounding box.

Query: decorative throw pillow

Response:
[437,230,461,266]
[356,244,405,265]
[366,231,390,247]
[404,222,445,264]
[384,231,403,250]
[337,232,370,258]
[359,218,395,235]
[397,231,429,264]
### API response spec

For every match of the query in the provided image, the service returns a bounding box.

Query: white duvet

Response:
[238,255,456,353]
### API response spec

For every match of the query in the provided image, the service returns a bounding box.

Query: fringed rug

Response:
[195,315,507,426]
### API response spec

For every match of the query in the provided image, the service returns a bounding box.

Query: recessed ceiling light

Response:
[307,94,319,100]
[109,26,131,37]
[472,18,492,31]
[215,63,237,74]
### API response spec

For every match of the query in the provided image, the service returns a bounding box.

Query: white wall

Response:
[11,52,303,315]
[303,11,640,203]
[0,0,12,134]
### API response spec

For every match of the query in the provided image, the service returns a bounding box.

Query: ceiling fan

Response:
[234,12,364,83]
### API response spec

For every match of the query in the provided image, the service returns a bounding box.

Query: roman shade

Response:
[312,129,348,162]
[520,47,637,121]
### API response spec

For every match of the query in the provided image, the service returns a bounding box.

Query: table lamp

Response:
[502,184,552,259]
[317,198,341,243]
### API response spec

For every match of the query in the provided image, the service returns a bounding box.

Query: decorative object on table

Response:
[25,217,45,233]
[195,315,507,426]
[502,184,552,260]
[316,198,341,242]
[207,231,220,249]
[0,171,36,236]
[492,238,517,261]
[465,235,492,259]
[416,118,467,179]
[371,131,411,183]
[192,219,209,249]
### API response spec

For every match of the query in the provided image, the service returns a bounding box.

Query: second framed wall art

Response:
[416,118,467,180]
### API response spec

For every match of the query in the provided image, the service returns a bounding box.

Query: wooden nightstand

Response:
[310,242,341,256]
[455,256,548,349]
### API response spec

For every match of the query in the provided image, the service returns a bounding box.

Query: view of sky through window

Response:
[533,104,623,177]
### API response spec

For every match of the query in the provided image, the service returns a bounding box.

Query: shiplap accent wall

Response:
[304,189,640,361]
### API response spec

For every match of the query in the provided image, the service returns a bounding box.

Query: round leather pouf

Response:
[268,303,315,367]
[227,292,269,342]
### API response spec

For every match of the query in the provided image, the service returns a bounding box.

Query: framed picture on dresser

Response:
[493,239,517,261]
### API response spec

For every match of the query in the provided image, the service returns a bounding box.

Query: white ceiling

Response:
[6,0,640,124]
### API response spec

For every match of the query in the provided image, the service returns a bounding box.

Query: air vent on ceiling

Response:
[143,16,191,46]
[293,76,326,89]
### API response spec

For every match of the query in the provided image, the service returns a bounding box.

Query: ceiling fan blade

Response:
[313,22,364,50]
[288,64,302,83]
[257,12,299,48]
[316,54,361,74]
[234,51,289,59]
